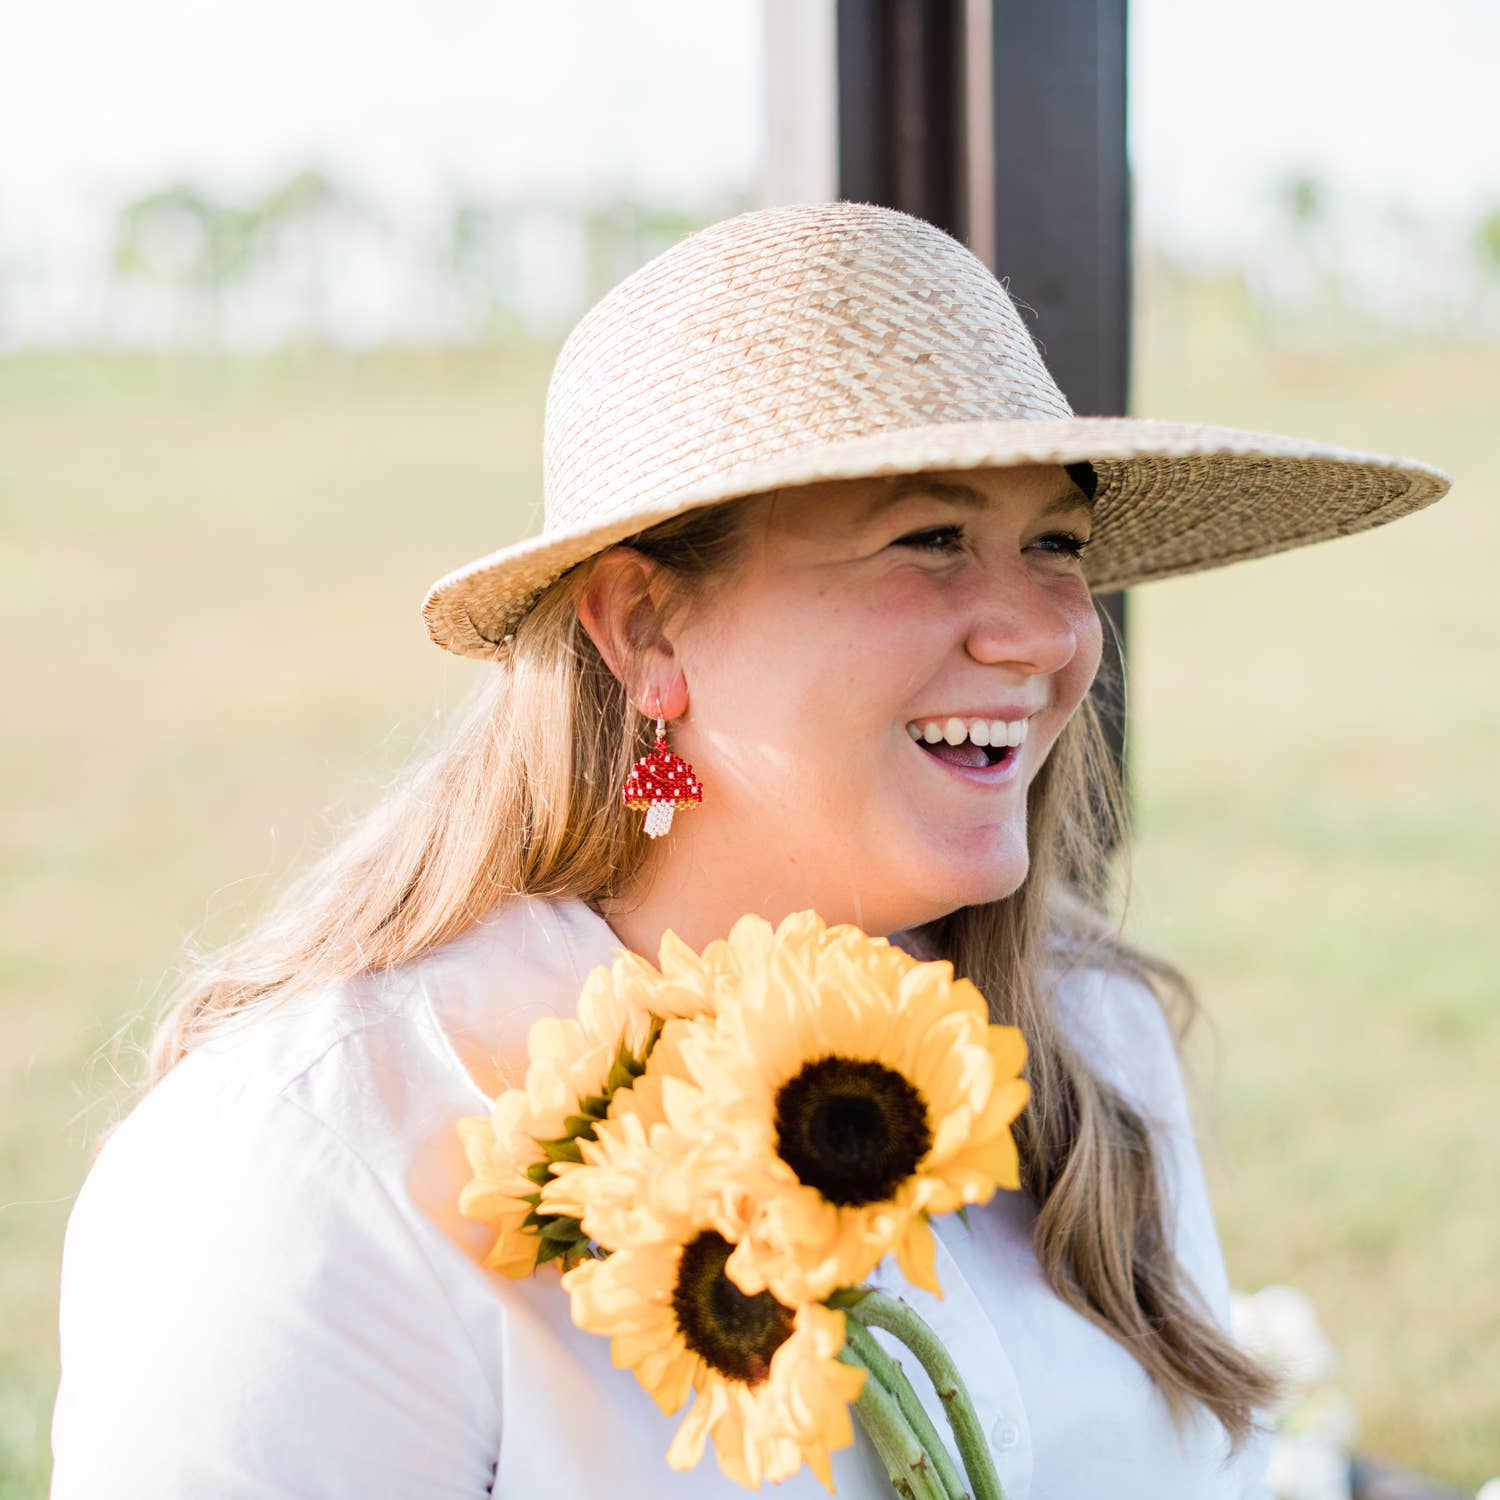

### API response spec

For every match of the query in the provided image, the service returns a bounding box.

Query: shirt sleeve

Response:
[50,1068,500,1499]
[1057,966,1277,1499]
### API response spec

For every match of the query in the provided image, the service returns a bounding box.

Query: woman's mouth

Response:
[905,715,1029,784]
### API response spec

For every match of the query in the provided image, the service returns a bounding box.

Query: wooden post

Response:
[836,0,970,242]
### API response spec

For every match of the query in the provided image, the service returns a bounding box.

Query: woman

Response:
[50,202,1450,1497]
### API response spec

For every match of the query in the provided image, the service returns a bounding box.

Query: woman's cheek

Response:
[1073,595,1107,687]
[1041,579,1102,683]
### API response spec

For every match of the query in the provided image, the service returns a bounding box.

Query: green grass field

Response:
[2,318,1495,1493]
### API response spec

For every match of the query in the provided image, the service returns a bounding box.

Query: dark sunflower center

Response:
[774,1055,933,1207]
[672,1230,796,1386]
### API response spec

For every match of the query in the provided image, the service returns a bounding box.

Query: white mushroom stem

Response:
[644,799,676,838]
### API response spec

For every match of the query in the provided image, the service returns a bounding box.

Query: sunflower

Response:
[456,943,715,1277]
[557,1104,866,1491]
[536,1028,706,1246]
[649,910,1032,1305]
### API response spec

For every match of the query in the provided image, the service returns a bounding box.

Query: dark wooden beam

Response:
[836,0,970,243]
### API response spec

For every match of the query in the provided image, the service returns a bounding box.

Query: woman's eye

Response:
[894,525,1091,559]
[1033,531,1091,559]
[894,524,966,553]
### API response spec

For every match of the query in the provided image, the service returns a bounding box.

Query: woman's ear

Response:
[576,547,686,714]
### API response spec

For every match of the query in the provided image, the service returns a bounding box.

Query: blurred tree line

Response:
[3,162,1497,353]
[101,166,748,351]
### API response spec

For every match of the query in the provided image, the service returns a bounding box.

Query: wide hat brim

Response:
[421,414,1451,661]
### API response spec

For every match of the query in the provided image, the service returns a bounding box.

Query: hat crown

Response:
[541,201,1073,533]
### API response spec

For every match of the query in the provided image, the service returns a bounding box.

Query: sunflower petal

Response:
[894,1212,942,1296]
[668,1380,730,1471]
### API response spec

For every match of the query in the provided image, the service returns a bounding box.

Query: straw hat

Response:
[421,200,1451,661]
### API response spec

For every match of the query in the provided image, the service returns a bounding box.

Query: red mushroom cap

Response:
[622,735,704,811]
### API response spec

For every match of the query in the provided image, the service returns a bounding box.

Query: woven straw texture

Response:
[422,201,1451,661]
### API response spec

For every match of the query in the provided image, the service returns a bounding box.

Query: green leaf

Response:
[526,1160,553,1186]
[539,1136,584,1164]
[642,1012,666,1058]
[604,1056,639,1095]
[596,1014,668,1098]
[562,1241,597,1272]
[539,1217,586,1244]
[535,1235,570,1266]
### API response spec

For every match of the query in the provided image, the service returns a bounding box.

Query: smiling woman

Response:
[50,201,1450,1498]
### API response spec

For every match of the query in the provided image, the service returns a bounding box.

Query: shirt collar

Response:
[417,894,628,1102]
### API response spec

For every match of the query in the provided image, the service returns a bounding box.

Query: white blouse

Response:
[51,895,1273,1498]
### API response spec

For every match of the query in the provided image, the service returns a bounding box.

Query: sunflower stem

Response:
[843,1321,969,1500]
[838,1347,950,1500]
[847,1290,1008,1500]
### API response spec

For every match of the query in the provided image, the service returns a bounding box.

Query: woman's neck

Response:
[591,876,802,962]
[589,854,931,962]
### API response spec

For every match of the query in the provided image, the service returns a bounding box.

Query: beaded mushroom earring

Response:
[622,694,704,839]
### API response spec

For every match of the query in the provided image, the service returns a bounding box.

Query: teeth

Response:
[905,715,1032,749]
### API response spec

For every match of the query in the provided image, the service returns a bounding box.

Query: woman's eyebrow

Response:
[1040,488,1096,516]
[865,475,1096,518]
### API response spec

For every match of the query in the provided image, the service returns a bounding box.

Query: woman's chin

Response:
[903,844,1031,915]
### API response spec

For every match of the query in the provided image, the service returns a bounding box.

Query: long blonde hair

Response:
[141,491,1285,1452]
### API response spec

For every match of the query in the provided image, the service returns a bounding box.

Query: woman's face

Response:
[643,462,1103,939]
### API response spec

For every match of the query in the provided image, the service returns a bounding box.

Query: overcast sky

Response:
[1,0,1495,283]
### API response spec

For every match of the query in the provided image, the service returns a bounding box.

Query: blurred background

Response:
[2,1,1496,1495]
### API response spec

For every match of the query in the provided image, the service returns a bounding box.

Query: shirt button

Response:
[990,1416,1021,1452]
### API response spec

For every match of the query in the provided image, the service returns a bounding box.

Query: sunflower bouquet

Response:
[456,910,1031,1498]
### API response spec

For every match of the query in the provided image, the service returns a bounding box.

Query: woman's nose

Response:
[962,565,1080,676]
